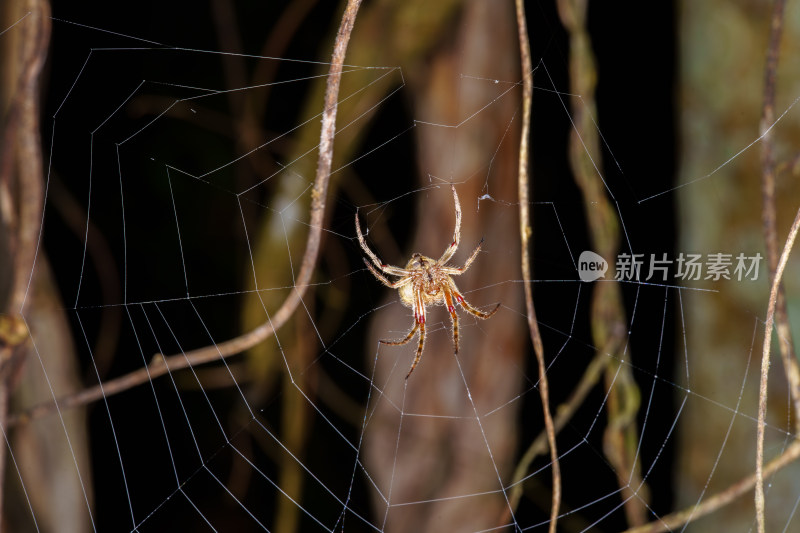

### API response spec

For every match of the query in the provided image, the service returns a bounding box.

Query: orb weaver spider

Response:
[355,185,500,379]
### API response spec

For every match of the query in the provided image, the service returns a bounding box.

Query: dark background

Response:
[39,1,676,531]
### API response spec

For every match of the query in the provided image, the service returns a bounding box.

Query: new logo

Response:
[578,250,608,282]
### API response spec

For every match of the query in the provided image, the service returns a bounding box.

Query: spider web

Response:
[4,2,800,532]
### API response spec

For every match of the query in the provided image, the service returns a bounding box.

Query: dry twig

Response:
[513,1,560,531]
[756,206,800,533]
[756,2,796,530]
[623,439,800,533]
[759,0,800,426]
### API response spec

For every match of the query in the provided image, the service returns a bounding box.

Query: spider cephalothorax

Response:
[355,185,500,378]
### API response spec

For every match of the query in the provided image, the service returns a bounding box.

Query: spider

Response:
[355,185,500,379]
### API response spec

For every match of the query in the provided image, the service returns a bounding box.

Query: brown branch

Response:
[2,1,49,316]
[513,0,560,531]
[556,0,648,526]
[627,6,800,530]
[621,206,800,533]
[8,0,363,428]
[756,205,800,533]
[0,0,51,518]
[623,439,800,533]
[759,0,800,431]
[756,3,794,531]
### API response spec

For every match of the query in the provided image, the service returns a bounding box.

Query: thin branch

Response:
[623,439,800,533]
[759,0,800,430]
[8,0,363,428]
[756,3,793,531]
[514,1,560,531]
[622,205,800,533]
[627,5,800,530]
[756,205,800,533]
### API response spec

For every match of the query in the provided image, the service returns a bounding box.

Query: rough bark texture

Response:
[361,2,525,530]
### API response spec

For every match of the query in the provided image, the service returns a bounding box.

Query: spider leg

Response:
[437,185,462,265]
[404,292,428,378]
[443,287,459,354]
[381,288,425,345]
[355,212,412,276]
[405,321,426,379]
[379,296,427,379]
[381,264,413,276]
[452,284,500,319]
[440,239,483,276]
[380,320,419,346]
[355,212,384,268]
[363,259,413,289]
[415,287,426,325]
